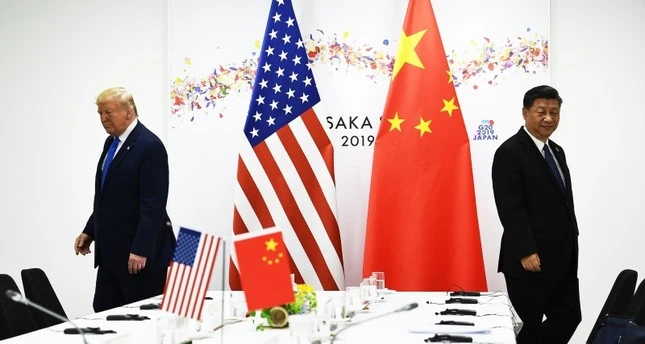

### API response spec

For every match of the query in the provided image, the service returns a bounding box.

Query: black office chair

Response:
[0,274,38,339]
[587,269,638,343]
[626,278,645,324]
[20,268,68,329]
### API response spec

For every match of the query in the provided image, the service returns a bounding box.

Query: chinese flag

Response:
[233,227,295,311]
[362,0,487,291]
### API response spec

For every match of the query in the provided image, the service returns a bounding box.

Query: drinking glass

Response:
[156,316,188,344]
[360,277,378,302]
[289,314,315,344]
[345,286,362,317]
[371,272,385,290]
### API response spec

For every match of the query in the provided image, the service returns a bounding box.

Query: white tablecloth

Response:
[2,291,518,343]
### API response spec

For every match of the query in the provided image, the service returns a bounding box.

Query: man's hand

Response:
[128,253,147,274]
[74,233,93,255]
[521,253,541,272]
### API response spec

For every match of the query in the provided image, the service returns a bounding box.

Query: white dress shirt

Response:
[523,126,565,187]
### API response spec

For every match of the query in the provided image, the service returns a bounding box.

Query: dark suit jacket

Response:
[492,127,578,277]
[83,121,176,275]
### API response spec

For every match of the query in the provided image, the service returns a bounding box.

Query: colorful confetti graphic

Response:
[170,29,548,120]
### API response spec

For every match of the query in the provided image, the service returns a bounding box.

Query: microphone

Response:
[330,302,418,344]
[450,291,481,297]
[5,290,88,344]
[435,308,477,316]
[446,297,478,304]
[396,303,419,312]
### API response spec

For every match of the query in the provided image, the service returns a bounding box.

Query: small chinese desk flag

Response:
[161,227,221,320]
[233,227,295,311]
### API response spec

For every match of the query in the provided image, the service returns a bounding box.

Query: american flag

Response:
[161,227,221,320]
[229,0,345,291]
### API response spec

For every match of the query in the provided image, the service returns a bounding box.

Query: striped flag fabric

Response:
[161,227,221,320]
[229,0,345,291]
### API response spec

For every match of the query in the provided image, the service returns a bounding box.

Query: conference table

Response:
[3,291,518,343]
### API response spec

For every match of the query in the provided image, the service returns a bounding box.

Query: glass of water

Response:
[345,286,362,317]
[360,277,378,302]
[371,272,385,290]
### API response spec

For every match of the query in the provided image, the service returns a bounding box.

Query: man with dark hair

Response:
[492,85,581,343]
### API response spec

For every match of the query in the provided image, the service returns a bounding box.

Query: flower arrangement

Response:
[254,284,318,329]
[286,284,318,315]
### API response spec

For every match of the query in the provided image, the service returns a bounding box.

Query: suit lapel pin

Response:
[127,146,131,150]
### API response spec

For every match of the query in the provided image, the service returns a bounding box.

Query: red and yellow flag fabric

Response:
[362,0,487,291]
[233,227,295,311]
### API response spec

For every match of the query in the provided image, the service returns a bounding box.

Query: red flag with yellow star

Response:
[362,0,487,291]
[233,227,295,311]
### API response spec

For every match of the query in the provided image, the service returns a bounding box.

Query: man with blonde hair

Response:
[74,87,176,312]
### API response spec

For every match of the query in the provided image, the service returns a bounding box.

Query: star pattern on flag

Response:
[172,230,200,266]
[441,97,460,117]
[446,70,454,83]
[262,238,285,266]
[386,94,458,136]
[244,3,321,147]
[392,29,427,79]
[261,252,285,265]
[414,117,432,137]
[265,238,278,251]
[386,25,460,139]
[387,112,405,132]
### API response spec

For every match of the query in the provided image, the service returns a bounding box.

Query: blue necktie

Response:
[543,143,565,192]
[101,137,120,189]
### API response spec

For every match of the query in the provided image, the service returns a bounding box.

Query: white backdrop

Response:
[1,1,645,343]
[168,0,549,292]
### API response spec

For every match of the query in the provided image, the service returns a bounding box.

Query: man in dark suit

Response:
[74,87,176,312]
[492,85,581,343]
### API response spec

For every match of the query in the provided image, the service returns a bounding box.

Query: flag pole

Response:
[220,239,226,343]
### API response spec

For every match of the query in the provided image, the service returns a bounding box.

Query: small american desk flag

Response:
[161,227,221,320]
[229,0,345,292]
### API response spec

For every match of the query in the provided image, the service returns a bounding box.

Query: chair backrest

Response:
[627,279,645,327]
[20,268,68,329]
[593,316,645,344]
[619,321,645,344]
[587,269,638,343]
[0,274,38,339]
[626,278,645,321]
[592,315,631,344]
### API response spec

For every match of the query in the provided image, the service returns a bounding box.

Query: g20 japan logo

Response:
[472,120,498,141]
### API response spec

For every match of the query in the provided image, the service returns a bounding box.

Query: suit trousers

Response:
[93,265,168,312]
[505,271,582,344]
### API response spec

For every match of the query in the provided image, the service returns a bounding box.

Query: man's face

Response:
[523,98,560,142]
[97,98,133,137]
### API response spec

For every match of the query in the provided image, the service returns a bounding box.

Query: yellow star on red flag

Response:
[392,29,426,79]
[387,113,405,132]
[265,238,278,251]
[414,117,432,137]
[441,97,459,117]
